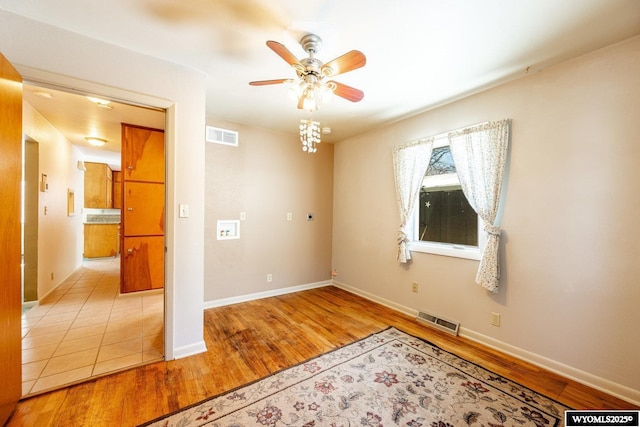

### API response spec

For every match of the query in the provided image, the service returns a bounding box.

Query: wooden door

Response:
[0,52,23,424]
[120,124,165,293]
[122,124,165,183]
[122,236,165,291]
[123,181,165,236]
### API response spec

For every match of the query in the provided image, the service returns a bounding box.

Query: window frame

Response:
[408,136,486,261]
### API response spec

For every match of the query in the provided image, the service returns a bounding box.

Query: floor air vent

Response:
[416,310,460,336]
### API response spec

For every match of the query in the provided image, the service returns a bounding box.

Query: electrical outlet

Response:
[411,282,419,293]
[286,212,292,221]
[267,274,273,283]
[491,312,501,327]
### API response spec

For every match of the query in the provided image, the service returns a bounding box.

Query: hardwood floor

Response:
[7,286,637,426]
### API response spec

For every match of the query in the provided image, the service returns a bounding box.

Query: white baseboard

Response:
[460,328,640,406]
[37,269,77,303]
[332,280,640,407]
[332,280,419,317]
[173,341,208,359]
[204,280,332,309]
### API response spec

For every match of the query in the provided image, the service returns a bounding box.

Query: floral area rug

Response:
[141,327,570,426]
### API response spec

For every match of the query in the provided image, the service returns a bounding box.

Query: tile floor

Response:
[21,257,164,397]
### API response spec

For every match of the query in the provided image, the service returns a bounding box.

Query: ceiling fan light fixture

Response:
[288,86,300,101]
[250,33,365,112]
[301,86,317,111]
[318,81,335,102]
[297,81,335,111]
[288,80,306,101]
[85,136,107,147]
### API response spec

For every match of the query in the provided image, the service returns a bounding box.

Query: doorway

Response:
[20,84,166,396]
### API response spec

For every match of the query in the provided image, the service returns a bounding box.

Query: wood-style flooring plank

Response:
[7,286,637,426]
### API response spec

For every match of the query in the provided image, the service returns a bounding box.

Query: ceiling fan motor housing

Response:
[300,57,322,75]
[300,34,324,77]
[300,33,323,55]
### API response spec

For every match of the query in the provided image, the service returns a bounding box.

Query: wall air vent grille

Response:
[416,310,459,336]
[206,126,238,147]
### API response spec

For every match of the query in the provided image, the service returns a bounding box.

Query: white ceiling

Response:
[4,0,640,148]
[23,85,165,170]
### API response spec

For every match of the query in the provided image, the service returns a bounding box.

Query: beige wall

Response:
[332,36,640,401]
[23,102,85,300]
[203,120,334,302]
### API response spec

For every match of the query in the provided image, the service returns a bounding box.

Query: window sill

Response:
[408,241,481,261]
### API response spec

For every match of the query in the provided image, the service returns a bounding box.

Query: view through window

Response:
[416,144,478,247]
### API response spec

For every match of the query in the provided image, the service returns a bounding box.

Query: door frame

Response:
[21,66,175,360]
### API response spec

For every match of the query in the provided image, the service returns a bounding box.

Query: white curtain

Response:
[448,119,511,292]
[392,138,434,263]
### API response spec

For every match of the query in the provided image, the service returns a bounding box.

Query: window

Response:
[409,138,485,260]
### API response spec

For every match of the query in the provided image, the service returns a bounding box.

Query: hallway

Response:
[20,257,164,396]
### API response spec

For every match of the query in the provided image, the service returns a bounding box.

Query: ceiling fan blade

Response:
[266,40,301,66]
[329,81,364,102]
[249,79,290,86]
[321,50,366,77]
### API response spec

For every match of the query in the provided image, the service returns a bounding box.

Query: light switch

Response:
[179,204,189,218]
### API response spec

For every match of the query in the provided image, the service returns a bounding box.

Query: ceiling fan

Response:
[249,33,366,111]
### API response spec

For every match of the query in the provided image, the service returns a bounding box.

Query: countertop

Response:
[84,214,121,224]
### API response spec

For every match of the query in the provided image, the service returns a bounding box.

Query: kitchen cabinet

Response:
[120,124,165,294]
[84,162,113,208]
[84,224,119,258]
[112,171,122,209]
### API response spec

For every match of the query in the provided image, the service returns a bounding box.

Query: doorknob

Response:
[127,207,133,211]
